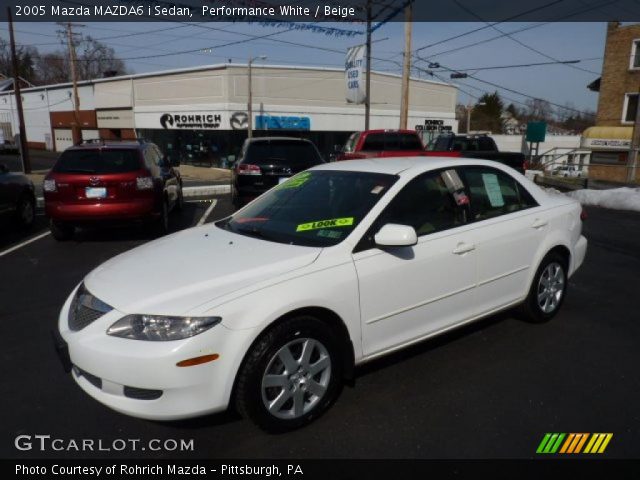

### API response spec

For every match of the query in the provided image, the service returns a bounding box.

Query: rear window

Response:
[362,133,423,151]
[244,141,322,166]
[54,149,141,174]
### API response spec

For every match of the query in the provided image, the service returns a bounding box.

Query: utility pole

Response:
[248,59,253,140]
[7,7,31,174]
[248,55,266,139]
[628,88,640,182]
[399,2,412,129]
[58,22,83,145]
[364,0,372,130]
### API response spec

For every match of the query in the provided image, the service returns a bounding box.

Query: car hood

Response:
[83,224,322,315]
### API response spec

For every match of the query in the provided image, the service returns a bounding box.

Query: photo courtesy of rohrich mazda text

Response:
[54,158,586,431]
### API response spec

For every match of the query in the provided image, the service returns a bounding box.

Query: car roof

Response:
[311,157,519,176]
[66,140,146,151]
[248,137,312,143]
[359,129,418,135]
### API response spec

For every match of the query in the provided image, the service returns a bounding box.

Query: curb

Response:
[36,184,230,208]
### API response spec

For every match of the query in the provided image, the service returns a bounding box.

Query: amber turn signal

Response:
[176,354,219,367]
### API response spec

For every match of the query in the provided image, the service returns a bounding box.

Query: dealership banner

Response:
[345,45,366,105]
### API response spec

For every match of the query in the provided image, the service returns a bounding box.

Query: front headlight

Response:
[107,315,221,341]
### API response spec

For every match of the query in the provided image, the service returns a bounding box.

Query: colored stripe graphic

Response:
[538,433,613,454]
[584,433,614,454]
[536,433,565,454]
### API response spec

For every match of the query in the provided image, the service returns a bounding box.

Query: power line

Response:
[450,0,601,75]
[414,54,595,117]
[436,58,588,73]
[413,0,564,54]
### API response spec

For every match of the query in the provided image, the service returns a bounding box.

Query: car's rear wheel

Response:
[50,220,74,241]
[15,194,35,229]
[235,316,343,432]
[519,251,568,323]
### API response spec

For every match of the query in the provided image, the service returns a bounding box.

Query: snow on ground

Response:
[566,187,640,213]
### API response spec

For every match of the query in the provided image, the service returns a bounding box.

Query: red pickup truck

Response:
[336,130,427,160]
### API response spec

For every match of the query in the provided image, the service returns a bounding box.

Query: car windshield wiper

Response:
[234,226,273,240]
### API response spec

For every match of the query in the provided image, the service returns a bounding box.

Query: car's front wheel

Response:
[519,251,568,323]
[235,316,343,432]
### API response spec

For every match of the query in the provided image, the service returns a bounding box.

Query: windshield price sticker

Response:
[276,171,312,190]
[296,217,354,232]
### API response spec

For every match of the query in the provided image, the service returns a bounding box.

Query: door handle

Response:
[531,218,548,229]
[452,242,476,255]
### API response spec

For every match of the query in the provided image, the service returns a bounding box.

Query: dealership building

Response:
[0,64,458,163]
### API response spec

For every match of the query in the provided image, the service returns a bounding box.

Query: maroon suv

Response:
[43,140,183,240]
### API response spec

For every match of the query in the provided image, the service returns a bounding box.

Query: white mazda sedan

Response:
[56,158,587,431]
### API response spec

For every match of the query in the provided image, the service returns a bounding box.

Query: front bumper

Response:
[57,288,254,420]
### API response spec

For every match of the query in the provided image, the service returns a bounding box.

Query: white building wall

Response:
[492,134,582,153]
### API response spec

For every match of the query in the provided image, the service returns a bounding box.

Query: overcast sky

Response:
[1,21,605,114]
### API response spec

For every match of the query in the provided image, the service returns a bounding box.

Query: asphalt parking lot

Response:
[1,198,639,459]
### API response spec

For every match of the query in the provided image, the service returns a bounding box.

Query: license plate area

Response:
[85,187,107,199]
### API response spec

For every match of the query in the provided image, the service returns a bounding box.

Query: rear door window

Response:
[459,166,538,221]
[54,149,141,174]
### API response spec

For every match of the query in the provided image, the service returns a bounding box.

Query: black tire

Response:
[174,184,185,212]
[235,316,343,432]
[155,199,170,235]
[49,220,74,241]
[15,193,35,230]
[518,251,568,323]
[231,183,241,209]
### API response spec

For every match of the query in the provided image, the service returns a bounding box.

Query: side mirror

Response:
[374,223,418,248]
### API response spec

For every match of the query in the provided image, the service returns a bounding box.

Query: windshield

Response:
[361,133,423,151]
[218,170,398,247]
[54,149,141,174]
[245,141,322,165]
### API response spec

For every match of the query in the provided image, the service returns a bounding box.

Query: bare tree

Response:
[35,52,68,84]
[524,98,554,122]
[0,38,38,84]
[75,36,127,80]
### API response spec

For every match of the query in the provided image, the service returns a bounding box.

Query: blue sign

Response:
[255,115,311,130]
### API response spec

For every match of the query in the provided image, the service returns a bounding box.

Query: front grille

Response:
[68,284,113,331]
[123,386,163,400]
[74,366,102,389]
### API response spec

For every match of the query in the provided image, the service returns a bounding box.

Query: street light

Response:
[248,55,267,139]
[466,101,486,133]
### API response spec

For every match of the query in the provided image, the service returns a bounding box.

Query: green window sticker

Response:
[481,173,505,207]
[276,171,312,190]
[296,217,354,232]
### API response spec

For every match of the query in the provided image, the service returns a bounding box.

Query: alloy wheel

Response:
[261,338,331,420]
[537,261,565,314]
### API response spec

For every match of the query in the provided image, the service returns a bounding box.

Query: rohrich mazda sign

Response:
[159,113,223,129]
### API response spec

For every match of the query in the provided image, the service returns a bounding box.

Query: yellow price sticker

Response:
[296,217,354,232]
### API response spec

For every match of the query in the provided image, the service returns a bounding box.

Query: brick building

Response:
[582,22,640,183]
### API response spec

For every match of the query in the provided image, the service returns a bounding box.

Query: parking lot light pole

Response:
[248,55,266,139]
